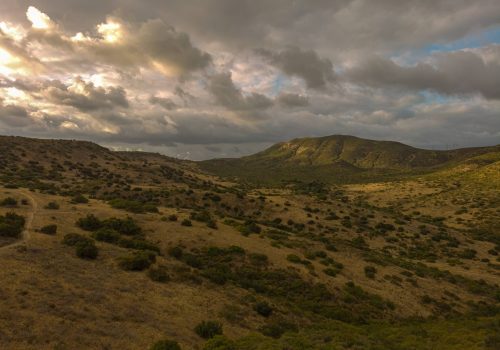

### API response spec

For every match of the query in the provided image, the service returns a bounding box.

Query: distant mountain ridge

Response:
[1,134,498,185]
[200,135,500,184]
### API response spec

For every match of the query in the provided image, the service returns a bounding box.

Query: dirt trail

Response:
[0,190,37,250]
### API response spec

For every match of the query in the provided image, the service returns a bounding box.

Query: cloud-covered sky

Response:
[0,1,499,159]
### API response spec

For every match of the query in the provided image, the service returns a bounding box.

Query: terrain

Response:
[200,135,500,185]
[0,135,499,350]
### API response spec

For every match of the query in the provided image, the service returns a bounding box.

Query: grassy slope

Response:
[200,135,499,185]
[0,135,499,349]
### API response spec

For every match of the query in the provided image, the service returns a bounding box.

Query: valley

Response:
[0,135,499,350]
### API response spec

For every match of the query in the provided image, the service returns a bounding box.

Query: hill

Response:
[0,134,499,349]
[200,135,500,184]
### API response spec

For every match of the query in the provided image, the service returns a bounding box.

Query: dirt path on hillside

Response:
[0,190,37,250]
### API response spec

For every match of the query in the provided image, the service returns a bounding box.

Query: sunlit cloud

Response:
[26,6,54,30]
[97,19,124,43]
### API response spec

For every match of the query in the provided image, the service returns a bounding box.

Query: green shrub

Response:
[254,301,273,317]
[118,237,160,253]
[1,197,17,207]
[44,202,60,210]
[181,219,192,227]
[239,220,261,236]
[75,240,98,259]
[71,194,89,204]
[194,321,223,339]
[91,228,120,243]
[76,214,102,231]
[150,339,181,350]
[259,320,298,339]
[458,249,477,259]
[62,233,92,246]
[0,212,25,238]
[168,246,183,259]
[364,266,377,279]
[109,199,158,213]
[148,266,170,283]
[323,268,338,277]
[207,220,218,229]
[203,336,235,350]
[286,254,302,264]
[119,251,156,271]
[40,224,57,235]
[190,210,213,223]
[101,217,142,236]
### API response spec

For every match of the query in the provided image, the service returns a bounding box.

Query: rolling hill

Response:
[200,135,500,184]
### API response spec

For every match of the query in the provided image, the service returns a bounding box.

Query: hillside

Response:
[0,135,499,349]
[200,135,500,185]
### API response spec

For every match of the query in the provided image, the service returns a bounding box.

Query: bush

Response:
[71,194,89,204]
[119,251,156,271]
[324,268,339,277]
[62,233,92,246]
[1,197,17,207]
[167,214,178,222]
[0,212,25,238]
[203,336,236,350]
[44,202,60,210]
[286,254,302,264]
[91,228,120,243]
[148,266,170,283]
[254,301,273,317]
[194,321,223,339]
[364,266,377,279]
[239,220,261,236]
[76,214,102,231]
[40,224,57,235]
[259,320,298,339]
[150,340,181,350]
[190,210,213,223]
[102,217,142,236]
[168,246,183,259]
[458,249,477,259]
[75,240,98,259]
[181,219,192,227]
[207,220,218,229]
[109,199,158,213]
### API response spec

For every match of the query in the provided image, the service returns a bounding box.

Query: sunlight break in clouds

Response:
[97,19,124,43]
[26,6,54,30]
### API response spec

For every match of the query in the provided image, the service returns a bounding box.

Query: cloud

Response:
[22,7,212,77]
[0,98,31,127]
[1,2,500,160]
[277,93,309,107]
[26,6,54,29]
[257,47,335,89]
[149,96,178,110]
[208,71,273,112]
[346,46,500,100]
[41,77,129,112]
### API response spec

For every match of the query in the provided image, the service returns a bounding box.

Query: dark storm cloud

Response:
[149,96,178,110]
[277,93,309,107]
[257,47,335,89]
[346,47,500,100]
[42,78,129,111]
[208,72,273,111]
[0,98,31,127]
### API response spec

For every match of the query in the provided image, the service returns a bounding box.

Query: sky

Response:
[0,1,499,160]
